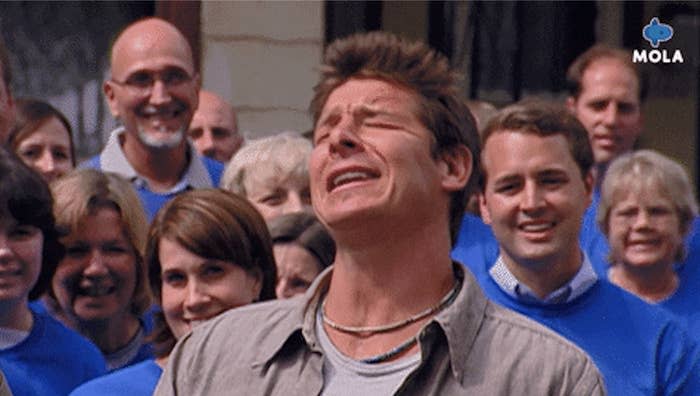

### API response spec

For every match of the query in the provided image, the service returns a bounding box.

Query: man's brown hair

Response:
[566,44,647,101]
[480,100,594,187]
[309,31,480,245]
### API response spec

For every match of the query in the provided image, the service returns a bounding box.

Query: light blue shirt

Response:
[489,252,598,304]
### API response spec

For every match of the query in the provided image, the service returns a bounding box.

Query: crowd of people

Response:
[0,15,698,396]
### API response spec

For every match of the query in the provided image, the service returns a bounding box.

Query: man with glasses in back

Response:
[83,18,223,220]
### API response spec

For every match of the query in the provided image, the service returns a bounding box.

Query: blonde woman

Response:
[598,150,699,329]
[47,169,153,371]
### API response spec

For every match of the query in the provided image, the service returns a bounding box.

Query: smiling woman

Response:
[598,150,698,315]
[47,169,152,372]
[70,189,276,396]
[0,149,106,395]
[147,189,276,351]
[7,98,75,183]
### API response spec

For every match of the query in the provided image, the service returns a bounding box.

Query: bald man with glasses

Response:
[83,18,223,220]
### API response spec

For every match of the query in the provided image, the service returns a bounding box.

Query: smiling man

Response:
[83,18,223,220]
[477,100,700,395]
[156,32,604,396]
[566,44,644,183]
[453,44,648,281]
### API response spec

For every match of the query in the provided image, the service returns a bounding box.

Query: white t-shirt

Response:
[316,308,420,396]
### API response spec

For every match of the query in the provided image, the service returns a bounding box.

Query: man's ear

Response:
[439,145,472,192]
[6,90,15,117]
[7,90,14,109]
[249,266,264,301]
[191,73,201,112]
[193,72,202,91]
[565,96,577,113]
[103,81,120,118]
[636,110,644,137]
[479,193,492,225]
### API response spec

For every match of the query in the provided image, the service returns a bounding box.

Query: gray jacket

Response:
[155,265,605,395]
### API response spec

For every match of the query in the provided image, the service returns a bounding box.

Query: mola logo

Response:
[642,17,673,48]
[634,17,684,64]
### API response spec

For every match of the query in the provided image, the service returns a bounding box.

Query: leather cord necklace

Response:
[322,278,461,335]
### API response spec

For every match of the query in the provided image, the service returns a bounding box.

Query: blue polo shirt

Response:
[81,127,223,220]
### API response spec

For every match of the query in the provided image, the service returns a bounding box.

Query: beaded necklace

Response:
[359,335,418,364]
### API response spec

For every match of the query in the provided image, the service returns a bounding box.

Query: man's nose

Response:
[328,127,363,157]
[149,79,172,104]
[521,182,545,212]
[194,130,216,158]
[602,103,619,125]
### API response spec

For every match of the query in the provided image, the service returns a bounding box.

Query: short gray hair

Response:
[597,149,698,261]
[221,131,312,197]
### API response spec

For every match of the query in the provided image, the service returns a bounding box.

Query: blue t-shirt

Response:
[29,300,155,372]
[70,359,162,396]
[659,263,700,332]
[0,307,107,396]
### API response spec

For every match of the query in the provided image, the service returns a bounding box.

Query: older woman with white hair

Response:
[221,131,312,220]
[597,150,699,328]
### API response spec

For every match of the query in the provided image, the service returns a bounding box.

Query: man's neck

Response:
[502,248,583,300]
[594,158,617,190]
[121,133,189,192]
[321,216,456,361]
[325,216,455,326]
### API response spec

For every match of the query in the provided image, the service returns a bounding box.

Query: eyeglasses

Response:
[110,67,195,95]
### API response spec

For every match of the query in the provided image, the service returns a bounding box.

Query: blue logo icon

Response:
[642,17,673,48]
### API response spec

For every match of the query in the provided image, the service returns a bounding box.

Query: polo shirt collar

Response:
[99,126,214,190]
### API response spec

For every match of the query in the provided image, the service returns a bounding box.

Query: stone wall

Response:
[200,1,324,139]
